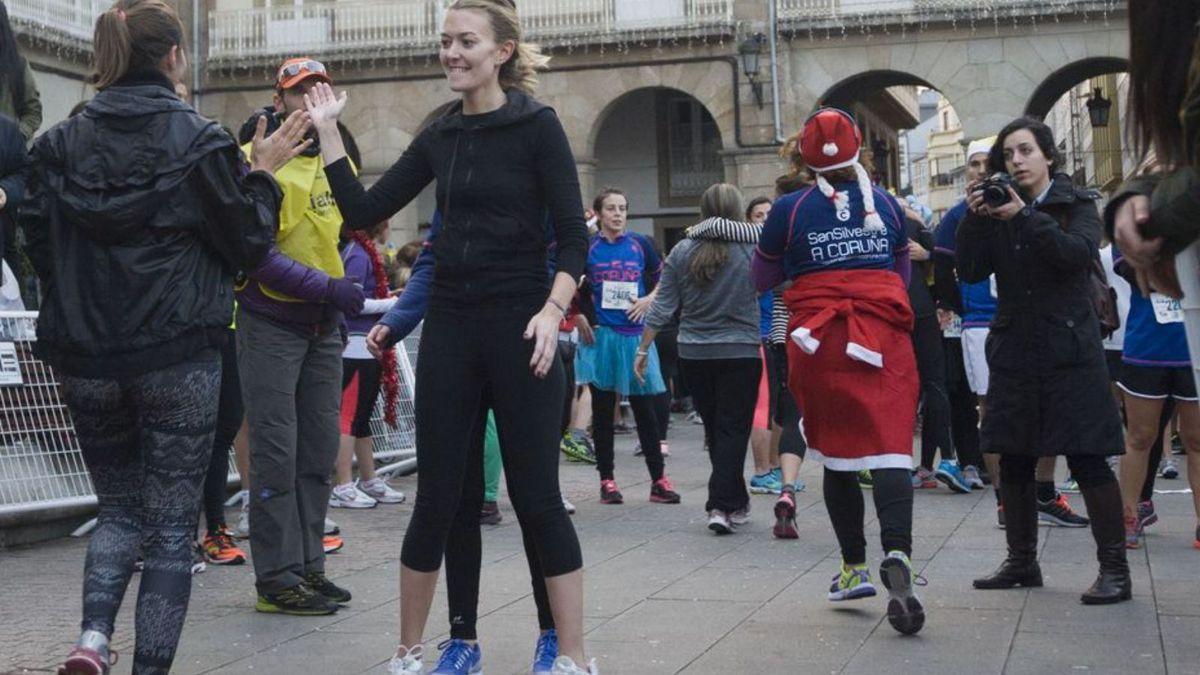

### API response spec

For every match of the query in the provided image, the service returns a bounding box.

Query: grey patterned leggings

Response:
[61,351,220,675]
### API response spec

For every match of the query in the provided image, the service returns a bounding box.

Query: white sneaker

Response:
[387,644,424,675]
[358,477,406,504]
[234,491,250,539]
[324,517,339,535]
[707,510,732,535]
[660,441,670,458]
[329,483,377,509]
[562,495,577,515]
[551,656,598,675]
[730,505,751,527]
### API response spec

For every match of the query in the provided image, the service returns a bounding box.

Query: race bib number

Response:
[942,315,963,338]
[1151,293,1184,324]
[601,281,638,311]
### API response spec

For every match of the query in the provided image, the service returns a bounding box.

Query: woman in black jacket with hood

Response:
[303,2,592,673]
[22,2,310,673]
[958,118,1127,606]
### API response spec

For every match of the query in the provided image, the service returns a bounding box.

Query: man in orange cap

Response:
[237,56,365,617]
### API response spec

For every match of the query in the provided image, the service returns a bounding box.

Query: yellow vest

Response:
[241,142,356,302]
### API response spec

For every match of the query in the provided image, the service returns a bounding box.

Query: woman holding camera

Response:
[959,118,1127,605]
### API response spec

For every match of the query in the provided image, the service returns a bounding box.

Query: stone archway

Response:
[1024,57,1129,120]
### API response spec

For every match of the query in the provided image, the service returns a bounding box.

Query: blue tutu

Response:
[576,326,666,396]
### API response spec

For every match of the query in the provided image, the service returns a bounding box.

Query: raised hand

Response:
[249,110,312,174]
[303,81,348,130]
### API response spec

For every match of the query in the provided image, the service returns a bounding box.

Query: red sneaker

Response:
[322,535,344,554]
[649,477,680,504]
[599,479,623,505]
[773,491,799,539]
[203,530,247,565]
[58,646,116,675]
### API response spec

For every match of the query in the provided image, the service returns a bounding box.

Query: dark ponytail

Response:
[92,0,183,90]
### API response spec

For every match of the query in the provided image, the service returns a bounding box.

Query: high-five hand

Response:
[304,82,348,130]
[249,110,312,174]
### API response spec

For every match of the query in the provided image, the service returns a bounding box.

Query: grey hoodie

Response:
[645,218,761,360]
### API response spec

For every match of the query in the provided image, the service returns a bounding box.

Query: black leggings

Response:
[681,357,759,513]
[591,386,664,482]
[766,342,806,458]
[944,337,982,469]
[823,468,913,565]
[445,396,553,640]
[402,307,581,577]
[62,351,221,675]
[202,331,243,533]
[341,357,382,439]
[653,331,678,439]
[913,314,955,469]
[559,340,576,435]
[1000,454,1115,490]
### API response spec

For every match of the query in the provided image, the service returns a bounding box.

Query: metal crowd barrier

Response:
[0,311,419,530]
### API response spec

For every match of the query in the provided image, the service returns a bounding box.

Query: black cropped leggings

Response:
[401,307,582,577]
[444,396,553,640]
[203,331,243,533]
[63,351,221,675]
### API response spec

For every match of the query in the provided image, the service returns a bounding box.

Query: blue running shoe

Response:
[531,629,558,674]
[934,460,971,494]
[431,639,482,675]
[828,562,877,601]
[749,470,783,494]
[792,477,807,492]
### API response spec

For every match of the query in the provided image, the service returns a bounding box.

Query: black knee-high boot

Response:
[974,480,1043,589]
[1079,480,1132,605]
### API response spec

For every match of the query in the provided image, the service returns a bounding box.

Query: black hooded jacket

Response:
[324,88,587,311]
[21,70,282,377]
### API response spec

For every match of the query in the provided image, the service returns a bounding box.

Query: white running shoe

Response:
[660,441,670,458]
[707,510,733,535]
[324,517,339,535]
[729,505,751,527]
[388,644,424,675]
[329,483,377,509]
[562,495,577,515]
[358,477,406,504]
[551,656,598,674]
[234,491,250,539]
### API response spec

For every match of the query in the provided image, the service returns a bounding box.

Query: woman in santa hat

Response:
[752,107,925,635]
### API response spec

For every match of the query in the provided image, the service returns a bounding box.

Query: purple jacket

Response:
[238,247,335,328]
[340,240,389,335]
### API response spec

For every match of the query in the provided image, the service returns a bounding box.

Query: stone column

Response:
[576,156,598,209]
[721,147,788,201]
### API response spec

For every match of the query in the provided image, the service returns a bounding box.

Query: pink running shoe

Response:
[773,491,799,539]
[650,477,681,504]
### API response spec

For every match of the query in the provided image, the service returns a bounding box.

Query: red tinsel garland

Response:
[351,230,400,429]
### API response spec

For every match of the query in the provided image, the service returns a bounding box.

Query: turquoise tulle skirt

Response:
[574,326,667,396]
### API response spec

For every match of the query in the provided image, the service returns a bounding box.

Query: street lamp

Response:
[739,33,765,109]
[1085,86,1112,128]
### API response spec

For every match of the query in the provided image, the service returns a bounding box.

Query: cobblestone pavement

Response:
[2,415,1198,674]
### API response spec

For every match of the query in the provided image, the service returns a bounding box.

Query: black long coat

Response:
[956,174,1123,457]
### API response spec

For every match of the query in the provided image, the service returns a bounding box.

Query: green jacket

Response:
[0,59,41,141]
[1104,31,1200,256]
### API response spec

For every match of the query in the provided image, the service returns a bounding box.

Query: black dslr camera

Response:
[974,172,1016,207]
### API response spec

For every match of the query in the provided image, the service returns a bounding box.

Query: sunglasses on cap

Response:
[277,59,327,82]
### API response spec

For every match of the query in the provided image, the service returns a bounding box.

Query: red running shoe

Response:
[599,479,623,505]
[649,477,680,504]
[773,491,799,539]
[323,535,344,554]
[203,529,247,565]
[59,646,116,675]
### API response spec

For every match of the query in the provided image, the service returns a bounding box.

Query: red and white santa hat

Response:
[798,107,884,231]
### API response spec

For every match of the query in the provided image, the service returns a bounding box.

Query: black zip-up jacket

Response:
[20,69,281,377]
[325,88,587,311]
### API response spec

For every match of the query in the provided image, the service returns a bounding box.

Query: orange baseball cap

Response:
[276,58,331,90]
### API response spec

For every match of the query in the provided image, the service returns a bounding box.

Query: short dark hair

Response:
[592,187,627,214]
[988,117,1061,175]
[745,196,771,221]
